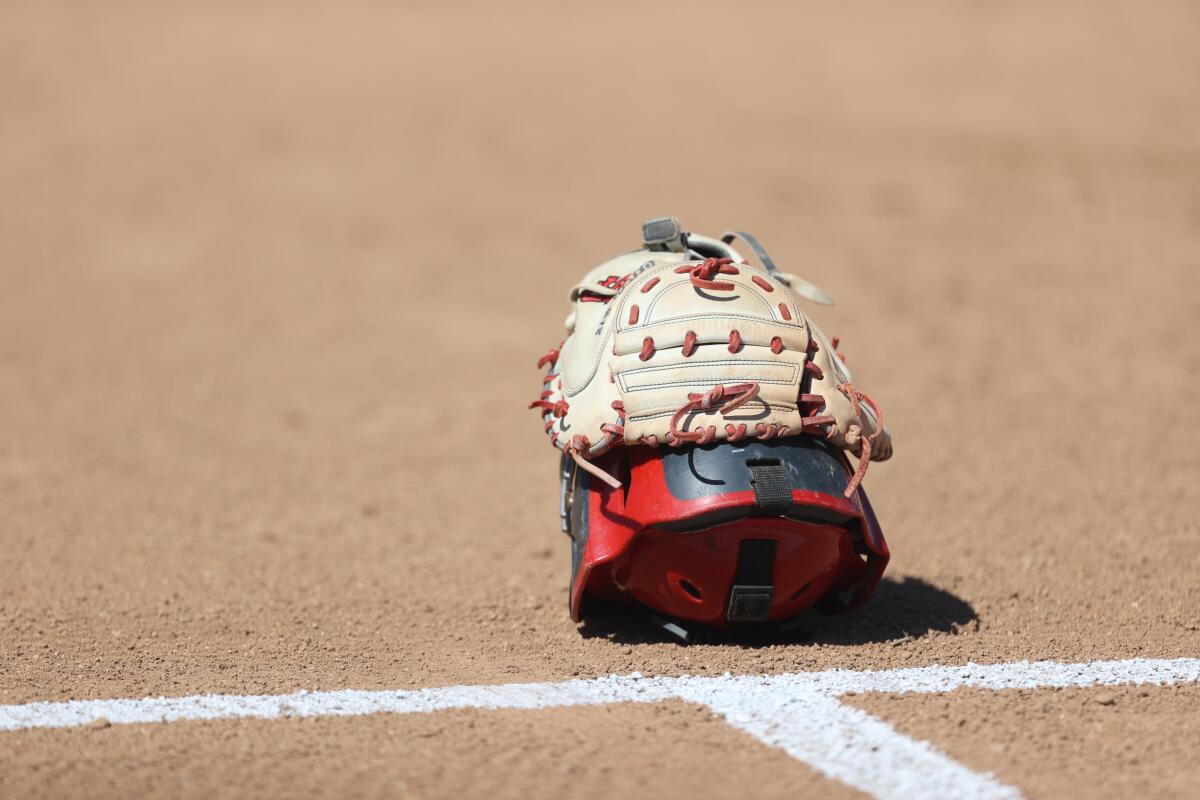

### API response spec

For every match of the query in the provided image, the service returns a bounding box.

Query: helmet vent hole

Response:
[679,579,703,600]
[789,581,813,601]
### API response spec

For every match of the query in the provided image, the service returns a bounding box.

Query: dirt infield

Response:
[2,1,1199,797]
[2,702,858,800]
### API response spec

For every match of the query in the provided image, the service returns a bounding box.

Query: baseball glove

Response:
[530,218,892,497]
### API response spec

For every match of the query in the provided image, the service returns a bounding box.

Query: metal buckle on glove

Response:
[641,216,686,252]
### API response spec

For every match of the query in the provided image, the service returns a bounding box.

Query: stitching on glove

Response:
[728,330,743,353]
[682,330,697,357]
[838,382,885,498]
[536,346,560,369]
[751,275,775,292]
[674,257,740,291]
[566,435,622,490]
[667,382,762,446]
[638,337,656,361]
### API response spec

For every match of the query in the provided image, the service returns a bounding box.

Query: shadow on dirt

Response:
[576,576,978,647]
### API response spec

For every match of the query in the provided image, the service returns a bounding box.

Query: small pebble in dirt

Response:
[88,717,111,730]
[1095,693,1117,706]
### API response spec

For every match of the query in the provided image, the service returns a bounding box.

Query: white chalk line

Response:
[678,683,1022,800]
[2,657,1197,800]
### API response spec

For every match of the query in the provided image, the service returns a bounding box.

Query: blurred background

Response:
[2,0,1199,701]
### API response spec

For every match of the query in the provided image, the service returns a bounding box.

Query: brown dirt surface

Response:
[2,0,1199,797]
[1,701,862,800]
[844,684,1200,799]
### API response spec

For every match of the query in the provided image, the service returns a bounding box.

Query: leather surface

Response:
[534,244,892,464]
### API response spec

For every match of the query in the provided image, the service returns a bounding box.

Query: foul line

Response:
[3,657,1197,800]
